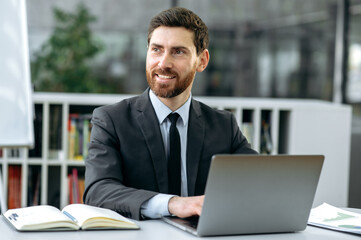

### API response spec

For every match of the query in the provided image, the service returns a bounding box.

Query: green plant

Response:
[31,3,103,92]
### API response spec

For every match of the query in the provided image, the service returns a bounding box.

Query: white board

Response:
[0,0,34,147]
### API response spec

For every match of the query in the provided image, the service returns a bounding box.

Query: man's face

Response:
[146,26,200,98]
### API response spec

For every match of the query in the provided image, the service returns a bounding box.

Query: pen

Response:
[63,211,78,223]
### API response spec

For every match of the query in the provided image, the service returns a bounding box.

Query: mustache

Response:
[152,68,178,77]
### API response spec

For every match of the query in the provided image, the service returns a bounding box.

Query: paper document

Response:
[308,203,361,234]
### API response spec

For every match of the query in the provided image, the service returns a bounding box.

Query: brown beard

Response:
[146,65,196,98]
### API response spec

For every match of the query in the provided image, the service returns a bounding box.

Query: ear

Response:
[196,49,210,72]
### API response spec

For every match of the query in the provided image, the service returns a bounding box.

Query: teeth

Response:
[158,74,174,79]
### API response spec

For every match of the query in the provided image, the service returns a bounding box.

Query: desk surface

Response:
[1,214,361,240]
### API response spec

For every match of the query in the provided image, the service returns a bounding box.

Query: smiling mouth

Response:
[156,74,176,79]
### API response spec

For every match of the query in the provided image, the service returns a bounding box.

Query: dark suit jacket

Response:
[84,89,257,220]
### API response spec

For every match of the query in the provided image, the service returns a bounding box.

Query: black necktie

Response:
[167,113,181,195]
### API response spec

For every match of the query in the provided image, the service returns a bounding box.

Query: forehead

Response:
[149,26,196,50]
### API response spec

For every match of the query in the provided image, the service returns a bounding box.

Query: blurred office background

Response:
[26,0,361,205]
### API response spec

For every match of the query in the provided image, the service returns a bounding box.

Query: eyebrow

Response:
[149,43,190,52]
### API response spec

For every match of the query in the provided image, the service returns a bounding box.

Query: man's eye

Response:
[175,50,184,55]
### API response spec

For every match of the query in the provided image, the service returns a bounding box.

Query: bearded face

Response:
[146,26,201,99]
[146,63,196,98]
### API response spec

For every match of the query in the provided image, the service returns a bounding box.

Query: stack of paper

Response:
[308,203,361,235]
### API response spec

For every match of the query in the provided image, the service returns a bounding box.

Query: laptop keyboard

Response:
[182,216,199,229]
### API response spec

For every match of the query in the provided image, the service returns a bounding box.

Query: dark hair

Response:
[148,7,209,55]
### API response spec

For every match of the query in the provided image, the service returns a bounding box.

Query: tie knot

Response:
[168,113,180,125]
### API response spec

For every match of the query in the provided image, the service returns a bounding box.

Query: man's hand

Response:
[168,195,205,218]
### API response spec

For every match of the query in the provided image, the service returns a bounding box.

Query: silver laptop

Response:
[162,154,324,237]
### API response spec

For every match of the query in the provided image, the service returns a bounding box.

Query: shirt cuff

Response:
[140,194,175,219]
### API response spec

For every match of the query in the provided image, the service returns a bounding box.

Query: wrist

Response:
[168,196,180,216]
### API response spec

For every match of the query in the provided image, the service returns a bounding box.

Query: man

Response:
[84,7,256,220]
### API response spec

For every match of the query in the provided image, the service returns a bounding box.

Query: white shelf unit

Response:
[0,93,352,211]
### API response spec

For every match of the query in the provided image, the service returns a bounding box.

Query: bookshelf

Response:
[0,93,352,211]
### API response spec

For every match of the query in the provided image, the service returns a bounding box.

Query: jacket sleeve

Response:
[83,107,157,220]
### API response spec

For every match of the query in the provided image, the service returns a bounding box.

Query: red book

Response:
[7,166,14,209]
[68,174,73,204]
[14,166,22,209]
[72,168,80,203]
[8,165,22,209]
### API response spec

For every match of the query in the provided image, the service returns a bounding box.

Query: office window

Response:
[27,0,347,102]
[179,0,339,100]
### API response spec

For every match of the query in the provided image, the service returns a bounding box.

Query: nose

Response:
[158,52,173,69]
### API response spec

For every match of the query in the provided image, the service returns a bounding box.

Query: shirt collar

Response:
[149,89,191,126]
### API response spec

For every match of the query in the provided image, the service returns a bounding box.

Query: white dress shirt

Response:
[140,90,191,218]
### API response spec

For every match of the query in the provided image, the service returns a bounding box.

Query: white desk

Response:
[1,215,361,240]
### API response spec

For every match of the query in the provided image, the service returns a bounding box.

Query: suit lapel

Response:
[135,89,168,193]
[134,91,205,196]
[186,99,205,196]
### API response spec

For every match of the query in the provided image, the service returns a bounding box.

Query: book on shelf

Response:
[3,204,139,231]
[68,174,73,204]
[72,168,80,203]
[8,165,22,209]
[68,114,77,160]
[68,114,92,160]
[308,203,361,235]
[68,168,85,204]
